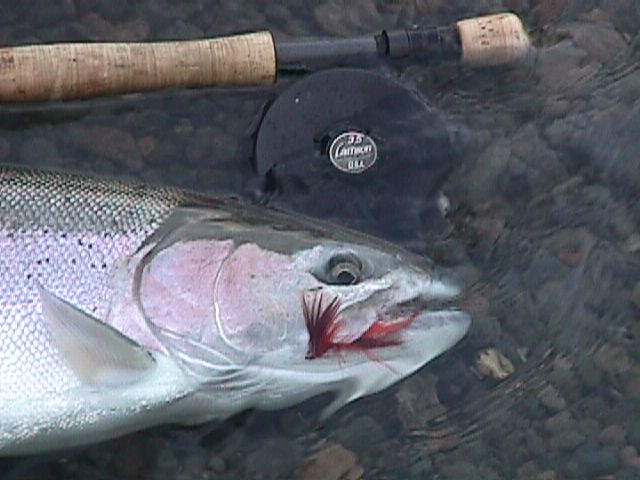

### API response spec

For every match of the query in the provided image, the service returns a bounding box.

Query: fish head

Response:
[137,206,471,419]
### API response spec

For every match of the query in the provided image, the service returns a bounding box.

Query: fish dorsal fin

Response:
[38,284,155,387]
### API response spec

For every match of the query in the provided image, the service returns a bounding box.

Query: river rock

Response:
[538,384,567,412]
[334,415,386,450]
[67,125,143,169]
[593,344,632,375]
[19,137,64,167]
[440,460,478,480]
[537,469,557,480]
[246,437,303,480]
[314,0,386,36]
[295,443,363,480]
[0,137,10,162]
[564,443,619,477]
[545,410,574,435]
[532,0,568,26]
[620,445,640,469]
[623,367,640,401]
[558,21,630,65]
[550,430,586,451]
[526,428,546,456]
[599,424,627,446]
[396,372,443,430]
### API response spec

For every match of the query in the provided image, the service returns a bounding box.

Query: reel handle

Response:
[0,31,277,102]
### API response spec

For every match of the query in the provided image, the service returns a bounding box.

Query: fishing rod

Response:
[0,13,531,102]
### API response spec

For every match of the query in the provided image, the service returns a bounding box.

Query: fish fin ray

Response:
[319,380,361,422]
[155,327,261,391]
[38,284,155,387]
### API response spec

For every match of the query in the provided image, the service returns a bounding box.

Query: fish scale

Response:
[0,168,185,401]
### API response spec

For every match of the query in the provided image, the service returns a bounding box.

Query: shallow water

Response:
[1,1,640,479]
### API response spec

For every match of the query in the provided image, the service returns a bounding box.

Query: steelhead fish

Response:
[0,167,470,456]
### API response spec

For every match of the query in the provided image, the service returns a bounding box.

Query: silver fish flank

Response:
[0,167,470,455]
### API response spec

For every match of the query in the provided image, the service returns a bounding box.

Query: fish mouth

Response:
[383,296,462,319]
[377,295,471,349]
[302,269,471,360]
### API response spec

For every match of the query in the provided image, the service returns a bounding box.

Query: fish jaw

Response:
[245,310,471,419]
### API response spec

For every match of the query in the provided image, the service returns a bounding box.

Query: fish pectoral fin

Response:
[38,284,155,387]
[320,388,357,423]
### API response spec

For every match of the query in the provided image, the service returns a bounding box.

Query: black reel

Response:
[253,68,453,240]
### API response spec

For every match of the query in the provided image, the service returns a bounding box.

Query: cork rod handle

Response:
[457,13,531,67]
[0,31,277,102]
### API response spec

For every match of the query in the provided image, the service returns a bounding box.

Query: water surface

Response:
[1,1,640,479]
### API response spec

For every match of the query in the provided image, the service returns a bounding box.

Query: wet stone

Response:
[623,367,640,401]
[564,443,620,477]
[578,358,602,388]
[158,19,203,40]
[295,443,362,480]
[599,424,627,446]
[559,21,630,65]
[627,418,640,449]
[538,384,567,412]
[548,368,581,404]
[408,449,433,477]
[463,138,511,205]
[440,460,478,480]
[76,15,150,41]
[617,468,640,480]
[516,460,539,480]
[0,137,12,161]
[334,415,386,451]
[112,440,146,478]
[577,417,601,440]
[395,372,445,430]
[537,469,557,480]
[593,344,632,375]
[75,0,134,21]
[532,0,568,26]
[542,97,571,119]
[526,428,546,456]
[149,446,180,476]
[535,39,591,93]
[414,0,443,15]
[544,410,578,438]
[314,0,388,36]
[472,348,515,381]
[620,445,640,469]
[550,429,586,452]
[207,454,226,474]
[136,135,157,158]
[67,125,143,169]
[246,437,303,480]
[19,136,65,167]
[30,0,73,27]
[466,312,501,347]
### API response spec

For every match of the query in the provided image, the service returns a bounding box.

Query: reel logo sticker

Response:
[328,131,377,174]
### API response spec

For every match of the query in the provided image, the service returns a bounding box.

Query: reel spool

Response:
[253,68,452,239]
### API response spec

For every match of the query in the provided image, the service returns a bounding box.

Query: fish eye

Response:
[326,253,362,285]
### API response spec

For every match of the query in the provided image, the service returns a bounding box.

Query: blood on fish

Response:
[302,292,419,360]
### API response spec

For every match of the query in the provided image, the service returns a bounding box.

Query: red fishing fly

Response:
[302,292,419,360]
